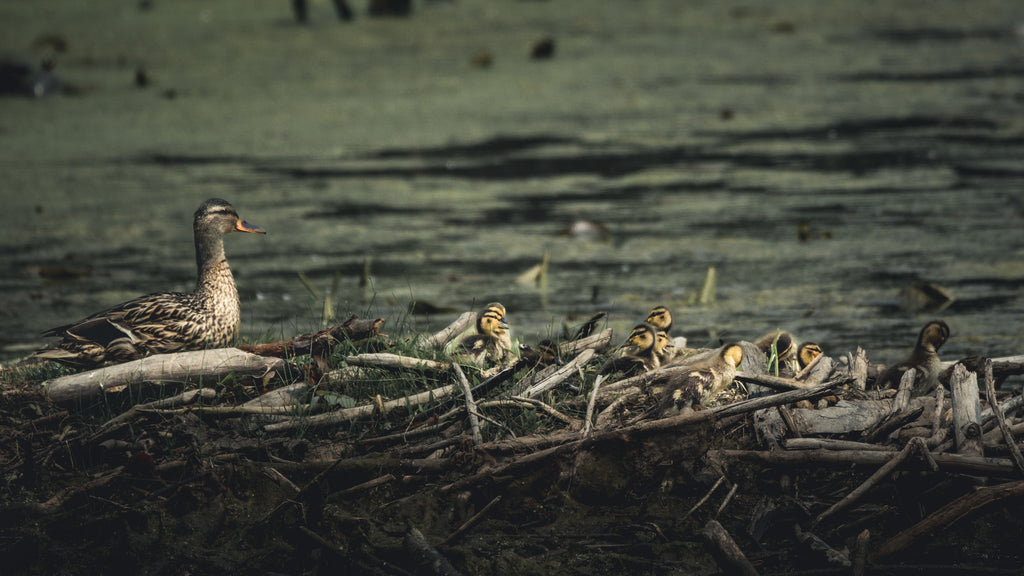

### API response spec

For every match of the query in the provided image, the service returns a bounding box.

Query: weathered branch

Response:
[237,315,384,357]
[44,348,286,403]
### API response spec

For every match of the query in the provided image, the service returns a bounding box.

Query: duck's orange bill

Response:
[236,220,266,234]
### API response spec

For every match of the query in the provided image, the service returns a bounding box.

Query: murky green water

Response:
[2,0,1024,366]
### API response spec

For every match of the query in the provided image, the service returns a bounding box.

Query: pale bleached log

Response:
[892,369,915,414]
[982,359,1024,475]
[783,438,897,452]
[800,356,834,387]
[452,364,482,445]
[521,348,595,399]
[418,311,475,351]
[581,374,604,437]
[950,363,983,457]
[44,348,286,403]
[264,383,456,433]
[847,347,869,391]
[243,382,309,409]
[560,328,614,356]
[345,353,450,372]
[755,397,935,445]
[939,355,1024,383]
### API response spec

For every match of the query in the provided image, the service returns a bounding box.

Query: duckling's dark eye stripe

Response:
[482,311,504,321]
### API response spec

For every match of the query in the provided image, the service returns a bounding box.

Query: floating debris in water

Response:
[900,282,954,313]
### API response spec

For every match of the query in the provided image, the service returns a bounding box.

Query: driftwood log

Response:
[44,348,287,403]
[950,363,983,457]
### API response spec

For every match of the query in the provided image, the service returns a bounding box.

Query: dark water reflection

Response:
[1,1,1023,371]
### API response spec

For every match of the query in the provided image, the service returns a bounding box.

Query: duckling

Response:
[31,198,265,368]
[519,338,562,367]
[659,342,744,414]
[654,330,679,365]
[459,302,512,366]
[874,320,950,396]
[754,330,795,376]
[645,305,673,334]
[600,323,660,375]
[796,342,823,370]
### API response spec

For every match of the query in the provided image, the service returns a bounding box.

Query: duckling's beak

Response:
[499,319,510,330]
[235,220,266,234]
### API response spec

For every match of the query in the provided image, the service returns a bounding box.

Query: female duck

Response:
[874,320,949,396]
[32,198,265,368]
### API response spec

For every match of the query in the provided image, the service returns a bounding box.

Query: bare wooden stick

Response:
[346,353,450,372]
[419,311,475,351]
[405,526,462,576]
[521,348,595,399]
[560,328,614,356]
[264,382,456,433]
[684,475,726,520]
[452,364,482,445]
[812,438,917,527]
[871,479,1024,562]
[735,373,809,392]
[847,347,869,391]
[794,524,851,567]
[715,483,738,518]
[480,397,580,428]
[783,438,898,452]
[441,495,502,546]
[91,387,217,441]
[795,350,826,381]
[339,474,396,496]
[44,348,286,403]
[982,358,1024,475]
[581,374,604,437]
[852,529,870,576]
[702,520,759,576]
[950,363,983,457]
[892,368,916,413]
[713,446,1016,476]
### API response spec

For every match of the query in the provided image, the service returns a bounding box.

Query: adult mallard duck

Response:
[659,342,744,415]
[31,198,265,368]
[874,320,949,396]
[459,302,512,366]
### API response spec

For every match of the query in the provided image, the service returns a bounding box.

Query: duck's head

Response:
[655,330,672,355]
[646,305,673,333]
[195,198,265,236]
[797,342,823,369]
[720,342,744,368]
[755,330,794,360]
[477,303,509,338]
[918,320,950,352]
[627,323,659,354]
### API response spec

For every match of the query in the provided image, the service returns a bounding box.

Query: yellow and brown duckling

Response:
[796,342,823,370]
[874,320,950,396]
[459,302,513,365]
[600,322,661,375]
[31,198,265,369]
[645,305,673,334]
[659,342,744,415]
